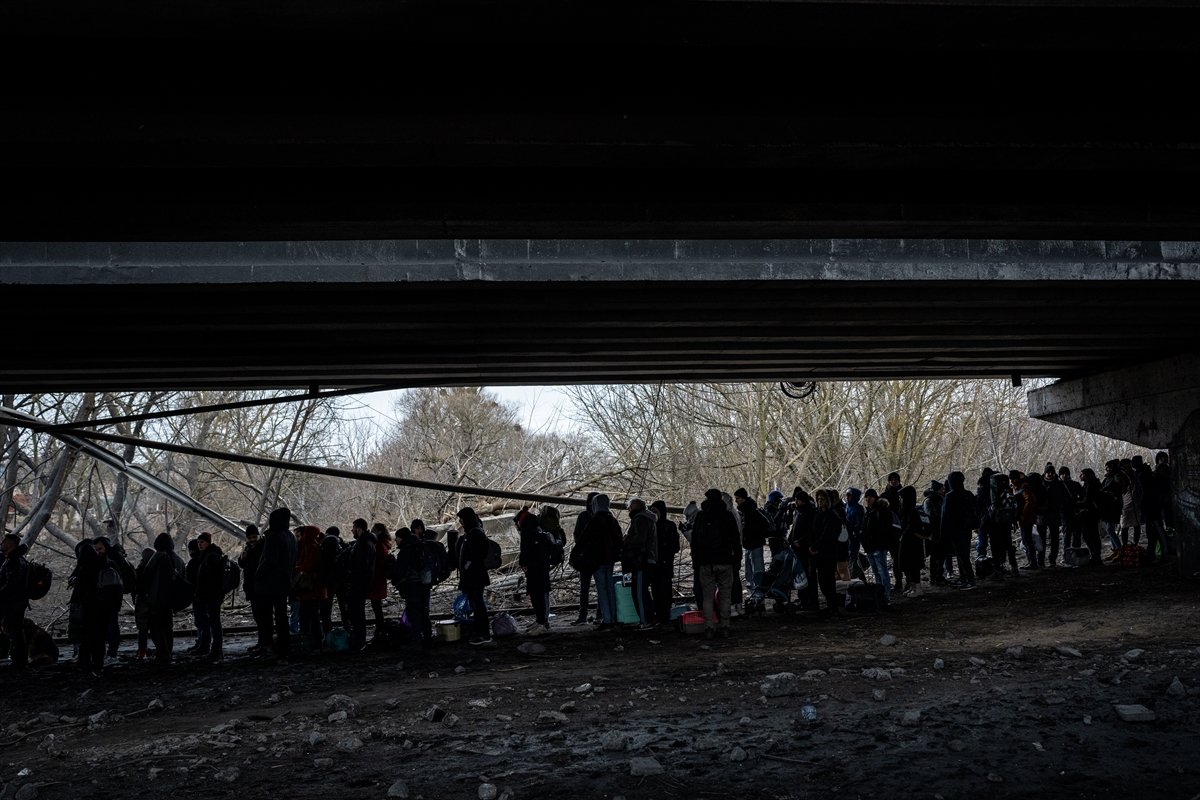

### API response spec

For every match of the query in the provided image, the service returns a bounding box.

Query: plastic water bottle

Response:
[801,704,817,722]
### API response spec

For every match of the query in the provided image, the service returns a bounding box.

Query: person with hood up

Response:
[144,532,186,666]
[843,488,867,581]
[82,537,125,674]
[570,492,600,625]
[393,525,434,649]
[344,520,378,652]
[940,471,978,589]
[897,486,926,596]
[256,507,298,663]
[238,524,272,654]
[456,507,494,646]
[923,481,949,585]
[763,490,788,558]
[620,497,659,629]
[183,537,204,654]
[578,494,623,629]
[0,534,30,672]
[733,488,769,600]
[1076,468,1106,566]
[318,528,344,634]
[293,525,327,653]
[649,500,680,626]
[690,488,741,638]
[191,532,228,662]
[132,546,156,660]
[516,507,554,635]
[1017,473,1046,569]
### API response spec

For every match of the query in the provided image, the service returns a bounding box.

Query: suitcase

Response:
[613,578,641,624]
[1062,547,1090,567]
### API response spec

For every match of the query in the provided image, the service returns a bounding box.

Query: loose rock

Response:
[387,779,411,799]
[760,673,801,697]
[1167,676,1186,698]
[147,698,165,712]
[1055,646,1083,658]
[517,642,546,656]
[478,783,498,800]
[325,694,358,717]
[1123,649,1146,663]
[862,668,893,681]
[900,710,921,727]
[872,689,887,701]
[601,731,628,752]
[729,746,748,762]
[335,737,364,752]
[14,784,38,800]
[879,634,898,647]
[969,657,987,668]
[629,757,665,777]
[1114,704,1156,722]
[327,711,349,724]
[933,659,945,670]
[537,711,569,725]
[574,683,593,694]
[1005,646,1024,660]
[313,758,334,768]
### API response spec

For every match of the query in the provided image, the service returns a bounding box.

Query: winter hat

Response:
[863,488,879,499]
[928,480,943,492]
[268,507,292,531]
[767,490,784,504]
[245,523,260,538]
[704,488,723,502]
[650,500,668,515]
[733,487,749,500]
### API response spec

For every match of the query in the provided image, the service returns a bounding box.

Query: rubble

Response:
[760,673,801,697]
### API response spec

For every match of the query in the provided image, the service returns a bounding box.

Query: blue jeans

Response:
[289,600,301,634]
[866,550,891,602]
[593,565,616,623]
[632,569,650,624]
[744,547,765,593]
[1105,521,1122,552]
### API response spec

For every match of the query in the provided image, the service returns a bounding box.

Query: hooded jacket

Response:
[457,517,491,591]
[238,536,264,597]
[655,513,680,565]
[580,495,623,568]
[572,493,599,545]
[146,532,186,608]
[256,509,299,598]
[808,506,843,560]
[0,545,29,611]
[689,496,741,567]
[940,471,977,537]
[843,488,865,538]
[347,528,378,598]
[621,508,659,571]
[193,543,227,604]
[737,497,770,551]
[294,526,328,601]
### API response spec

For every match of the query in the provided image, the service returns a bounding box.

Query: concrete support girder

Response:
[1027,355,1200,450]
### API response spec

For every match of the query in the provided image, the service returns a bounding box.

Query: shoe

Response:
[468,636,493,646]
[526,624,547,637]
[958,583,978,591]
[135,649,147,661]
[569,617,589,626]
[185,644,203,655]
[638,622,656,631]
[103,655,120,667]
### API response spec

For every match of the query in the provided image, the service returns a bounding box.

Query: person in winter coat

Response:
[579,494,623,628]
[293,525,327,652]
[806,490,843,615]
[144,532,186,666]
[344,520,378,652]
[1018,474,1046,569]
[898,486,926,596]
[456,507,493,646]
[690,488,741,637]
[924,481,950,584]
[1101,460,1129,556]
[0,534,30,672]
[392,525,434,649]
[1077,469,1106,566]
[569,492,600,625]
[1119,458,1143,546]
[649,500,680,626]
[733,488,769,598]
[621,498,659,628]
[1057,466,1083,551]
[82,538,124,675]
[132,546,155,660]
[191,532,227,662]
[843,488,867,581]
[368,524,394,641]
[862,495,894,603]
[256,507,298,662]
[318,529,343,634]
[183,537,203,653]
[516,508,553,634]
[940,471,978,589]
[238,524,272,653]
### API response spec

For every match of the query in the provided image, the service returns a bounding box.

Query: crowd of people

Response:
[0,451,1174,671]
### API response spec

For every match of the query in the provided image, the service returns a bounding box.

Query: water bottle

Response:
[800,704,818,722]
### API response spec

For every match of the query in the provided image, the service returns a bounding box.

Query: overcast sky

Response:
[346,386,578,439]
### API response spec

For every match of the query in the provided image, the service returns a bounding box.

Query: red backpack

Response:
[1117,544,1144,568]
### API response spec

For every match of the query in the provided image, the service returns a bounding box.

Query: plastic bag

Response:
[452,593,472,622]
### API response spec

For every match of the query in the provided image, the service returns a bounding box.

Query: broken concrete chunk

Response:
[1055,646,1083,658]
[478,783,498,800]
[879,634,898,647]
[1167,676,1186,698]
[629,757,665,777]
[1123,649,1146,663]
[601,731,629,752]
[760,673,801,697]
[537,711,569,725]
[729,746,748,762]
[387,779,411,799]
[1005,646,1024,660]
[325,694,358,717]
[1114,704,1156,722]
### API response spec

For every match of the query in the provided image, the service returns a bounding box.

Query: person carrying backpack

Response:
[367,524,394,645]
[1100,460,1128,558]
[517,507,554,635]
[569,492,599,625]
[0,533,30,673]
[191,532,228,663]
[1077,469,1106,566]
[1018,474,1046,570]
[145,532,187,666]
[238,524,272,653]
[293,525,327,653]
[343,520,378,652]
[456,507,494,646]
[690,488,741,638]
[81,538,123,675]
[318,528,344,635]
[940,471,978,590]
[732,488,769,600]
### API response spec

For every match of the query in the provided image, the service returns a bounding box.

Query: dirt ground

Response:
[3,563,1199,800]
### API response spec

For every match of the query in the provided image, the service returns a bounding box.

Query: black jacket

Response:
[862,507,893,553]
[689,498,741,567]
[655,517,680,565]
[0,550,29,611]
[346,530,377,597]
[738,498,770,550]
[940,472,977,537]
[457,526,492,591]
[256,524,298,598]
[580,497,623,569]
[621,510,659,571]
[194,545,227,604]
[238,538,263,597]
[808,508,843,561]
[146,532,186,608]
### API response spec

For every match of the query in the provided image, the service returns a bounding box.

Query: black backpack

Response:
[421,540,452,585]
[336,544,356,592]
[222,556,241,595]
[26,560,52,601]
[483,537,503,571]
[543,529,565,568]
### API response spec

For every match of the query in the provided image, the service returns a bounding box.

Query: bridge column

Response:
[1028,353,1200,578]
